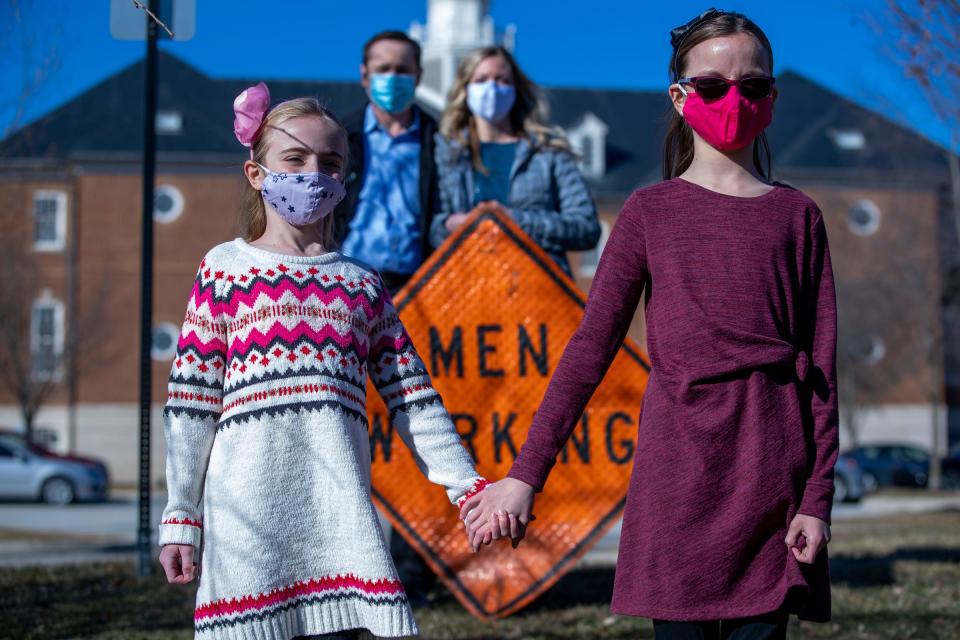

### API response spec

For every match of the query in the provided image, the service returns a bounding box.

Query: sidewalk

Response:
[2,490,959,568]
[0,491,164,568]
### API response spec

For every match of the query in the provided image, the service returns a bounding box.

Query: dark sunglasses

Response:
[677,76,776,101]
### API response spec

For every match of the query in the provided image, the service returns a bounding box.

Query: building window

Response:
[154,184,184,223]
[848,199,881,236]
[850,335,886,365]
[152,323,180,361]
[31,295,64,381]
[33,191,67,251]
[578,220,611,277]
[156,110,183,135]
[828,128,866,151]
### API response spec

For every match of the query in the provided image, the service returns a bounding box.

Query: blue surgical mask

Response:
[258,164,346,226]
[466,80,516,123]
[369,73,417,114]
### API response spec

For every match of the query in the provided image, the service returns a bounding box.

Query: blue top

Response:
[473,142,517,206]
[432,135,601,276]
[341,105,423,275]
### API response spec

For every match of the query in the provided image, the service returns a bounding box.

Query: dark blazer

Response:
[333,103,441,264]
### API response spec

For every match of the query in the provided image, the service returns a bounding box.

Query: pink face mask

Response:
[680,85,773,151]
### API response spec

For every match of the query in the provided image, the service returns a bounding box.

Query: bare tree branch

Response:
[0,231,114,441]
[2,0,62,141]
[132,0,175,38]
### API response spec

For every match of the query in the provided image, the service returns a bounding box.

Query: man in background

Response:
[335,30,440,294]
[334,29,442,605]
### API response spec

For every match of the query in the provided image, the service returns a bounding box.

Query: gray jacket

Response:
[431,134,601,275]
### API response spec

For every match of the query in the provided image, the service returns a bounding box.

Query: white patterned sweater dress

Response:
[159,239,487,639]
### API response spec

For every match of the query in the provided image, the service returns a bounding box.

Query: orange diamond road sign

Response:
[367,208,650,619]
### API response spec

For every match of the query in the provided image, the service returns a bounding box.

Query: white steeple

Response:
[410,0,516,111]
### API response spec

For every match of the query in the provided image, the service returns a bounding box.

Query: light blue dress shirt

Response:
[341,105,423,274]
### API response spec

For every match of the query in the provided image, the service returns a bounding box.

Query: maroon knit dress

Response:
[509,178,838,622]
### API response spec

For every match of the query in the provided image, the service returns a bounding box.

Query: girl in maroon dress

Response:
[460,9,838,640]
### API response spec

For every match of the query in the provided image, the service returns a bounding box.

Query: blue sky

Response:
[0,0,953,150]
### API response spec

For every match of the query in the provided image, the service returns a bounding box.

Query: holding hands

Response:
[459,477,537,552]
[458,483,833,564]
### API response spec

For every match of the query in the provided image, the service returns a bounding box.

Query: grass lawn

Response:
[1,511,958,639]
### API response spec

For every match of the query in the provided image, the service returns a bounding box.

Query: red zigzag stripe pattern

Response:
[194,574,406,621]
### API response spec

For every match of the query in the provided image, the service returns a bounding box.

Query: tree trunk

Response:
[948,134,960,252]
[930,350,944,491]
[929,405,943,491]
[22,407,35,443]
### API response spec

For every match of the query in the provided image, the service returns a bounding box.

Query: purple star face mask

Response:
[258,164,346,226]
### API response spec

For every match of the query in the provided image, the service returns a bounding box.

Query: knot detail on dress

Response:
[795,350,810,383]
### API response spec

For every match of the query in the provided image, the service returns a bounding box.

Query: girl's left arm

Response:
[507,190,648,491]
[509,151,601,253]
[797,210,840,523]
[367,279,487,506]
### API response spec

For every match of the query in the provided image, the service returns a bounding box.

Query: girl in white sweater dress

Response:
[158,83,487,640]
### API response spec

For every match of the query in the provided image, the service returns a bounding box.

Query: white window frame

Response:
[578,219,611,278]
[156,110,183,135]
[32,190,68,252]
[827,128,867,151]
[152,322,181,361]
[862,336,887,365]
[31,293,65,382]
[154,184,185,223]
[848,199,882,236]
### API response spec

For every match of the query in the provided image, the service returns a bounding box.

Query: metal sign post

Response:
[112,0,193,579]
[137,0,159,579]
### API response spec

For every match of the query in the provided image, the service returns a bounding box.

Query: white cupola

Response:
[565,112,609,179]
[410,0,516,111]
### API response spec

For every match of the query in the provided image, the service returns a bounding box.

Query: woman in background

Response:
[432,45,600,276]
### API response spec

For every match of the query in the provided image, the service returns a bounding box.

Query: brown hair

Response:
[241,98,347,245]
[440,46,571,174]
[662,11,775,181]
[362,30,422,69]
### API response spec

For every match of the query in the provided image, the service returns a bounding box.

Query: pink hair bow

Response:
[233,82,271,152]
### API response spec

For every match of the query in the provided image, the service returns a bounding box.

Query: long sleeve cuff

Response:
[797,480,834,524]
[455,478,490,508]
[507,448,556,492]
[158,517,203,547]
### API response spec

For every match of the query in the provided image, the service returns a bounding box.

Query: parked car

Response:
[834,451,865,503]
[845,444,930,491]
[0,430,109,504]
[939,444,960,489]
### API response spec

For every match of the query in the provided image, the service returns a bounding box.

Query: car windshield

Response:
[0,434,51,456]
[896,447,928,463]
[860,447,883,460]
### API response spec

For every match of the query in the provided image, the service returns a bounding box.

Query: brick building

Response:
[1,13,956,484]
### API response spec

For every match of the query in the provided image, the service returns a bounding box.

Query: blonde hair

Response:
[440,46,572,173]
[241,98,347,244]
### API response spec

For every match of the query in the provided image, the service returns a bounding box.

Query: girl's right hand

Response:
[460,477,536,550]
[785,514,831,564]
[159,544,197,584]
